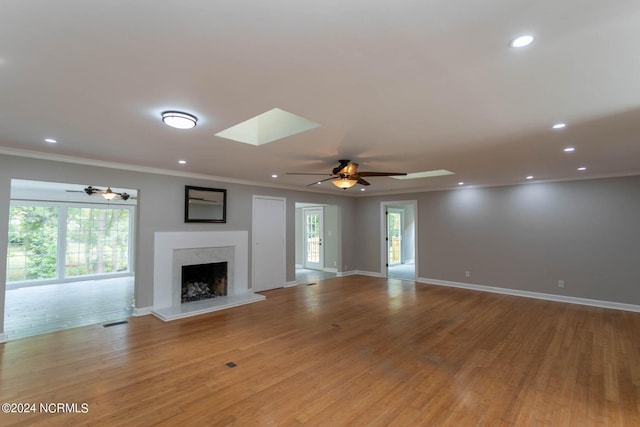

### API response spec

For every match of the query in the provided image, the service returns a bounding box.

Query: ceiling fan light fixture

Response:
[102,187,117,200]
[161,111,197,129]
[332,178,358,189]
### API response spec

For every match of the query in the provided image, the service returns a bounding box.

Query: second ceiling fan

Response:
[66,186,134,201]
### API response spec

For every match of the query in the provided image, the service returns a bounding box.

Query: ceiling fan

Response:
[287,159,407,189]
[66,186,133,201]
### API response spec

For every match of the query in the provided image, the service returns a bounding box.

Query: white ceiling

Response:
[1,0,640,195]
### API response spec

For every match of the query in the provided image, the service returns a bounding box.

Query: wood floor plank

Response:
[2,276,640,426]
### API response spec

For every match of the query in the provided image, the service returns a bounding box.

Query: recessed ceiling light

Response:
[458,182,464,186]
[526,176,534,180]
[360,188,366,192]
[577,166,587,171]
[552,123,566,129]
[44,138,57,143]
[563,147,575,152]
[509,34,535,48]
[178,160,186,164]
[161,111,197,129]
[317,181,322,185]
[271,174,278,178]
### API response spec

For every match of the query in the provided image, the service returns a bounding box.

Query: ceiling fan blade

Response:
[356,177,370,186]
[357,171,407,177]
[286,172,334,176]
[306,177,336,187]
[83,186,101,195]
[332,159,351,175]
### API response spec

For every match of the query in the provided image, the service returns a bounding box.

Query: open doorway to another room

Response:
[381,201,417,281]
[295,203,339,285]
[4,179,137,340]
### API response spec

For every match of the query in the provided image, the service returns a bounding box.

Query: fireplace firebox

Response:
[181,262,228,303]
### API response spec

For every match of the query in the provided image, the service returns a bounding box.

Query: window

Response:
[66,207,130,277]
[7,206,59,281]
[6,203,133,284]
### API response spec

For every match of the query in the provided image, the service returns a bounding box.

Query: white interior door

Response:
[252,196,286,292]
[303,208,323,270]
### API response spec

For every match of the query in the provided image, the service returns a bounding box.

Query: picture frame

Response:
[184,186,227,223]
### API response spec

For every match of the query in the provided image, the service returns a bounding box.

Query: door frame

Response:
[380,200,418,278]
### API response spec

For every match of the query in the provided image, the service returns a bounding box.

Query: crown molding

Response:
[2,146,638,198]
[0,146,342,195]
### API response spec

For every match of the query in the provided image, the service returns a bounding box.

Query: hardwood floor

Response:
[1,275,639,426]
[4,277,134,340]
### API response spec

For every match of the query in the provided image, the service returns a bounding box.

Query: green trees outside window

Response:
[7,206,59,281]
[6,204,132,283]
[66,208,130,277]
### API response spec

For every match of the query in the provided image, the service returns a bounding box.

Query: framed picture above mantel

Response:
[184,186,227,223]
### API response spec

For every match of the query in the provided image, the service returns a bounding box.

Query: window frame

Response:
[6,200,135,289]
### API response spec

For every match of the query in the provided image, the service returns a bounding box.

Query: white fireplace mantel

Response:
[153,231,265,321]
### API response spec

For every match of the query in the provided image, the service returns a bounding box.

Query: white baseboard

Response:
[0,333,6,343]
[295,264,303,269]
[337,270,356,277]
[337,270,384,278]
[323,267,338,273]
[133,306,153,316]
[354,270,384,278]
[284,280,299,288]
[418,277,640,313]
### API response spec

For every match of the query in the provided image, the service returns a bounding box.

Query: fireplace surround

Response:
[153,231,265,320]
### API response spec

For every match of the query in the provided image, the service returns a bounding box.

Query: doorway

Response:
[294,203,338,285]
[381,201,417,280]
[387,208,404,266]
[303,207,323,270]
[4,179,136,340]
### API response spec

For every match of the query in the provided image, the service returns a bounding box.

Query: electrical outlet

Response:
[465,270,470,278]
[558,280,565,288]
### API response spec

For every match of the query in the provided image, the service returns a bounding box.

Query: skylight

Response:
[215,108,320,146]
[392,169,455,180]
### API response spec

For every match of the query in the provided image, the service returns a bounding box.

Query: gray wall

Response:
[355,176,640,305]
[2,153,639,337]
[0,154,356,334]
